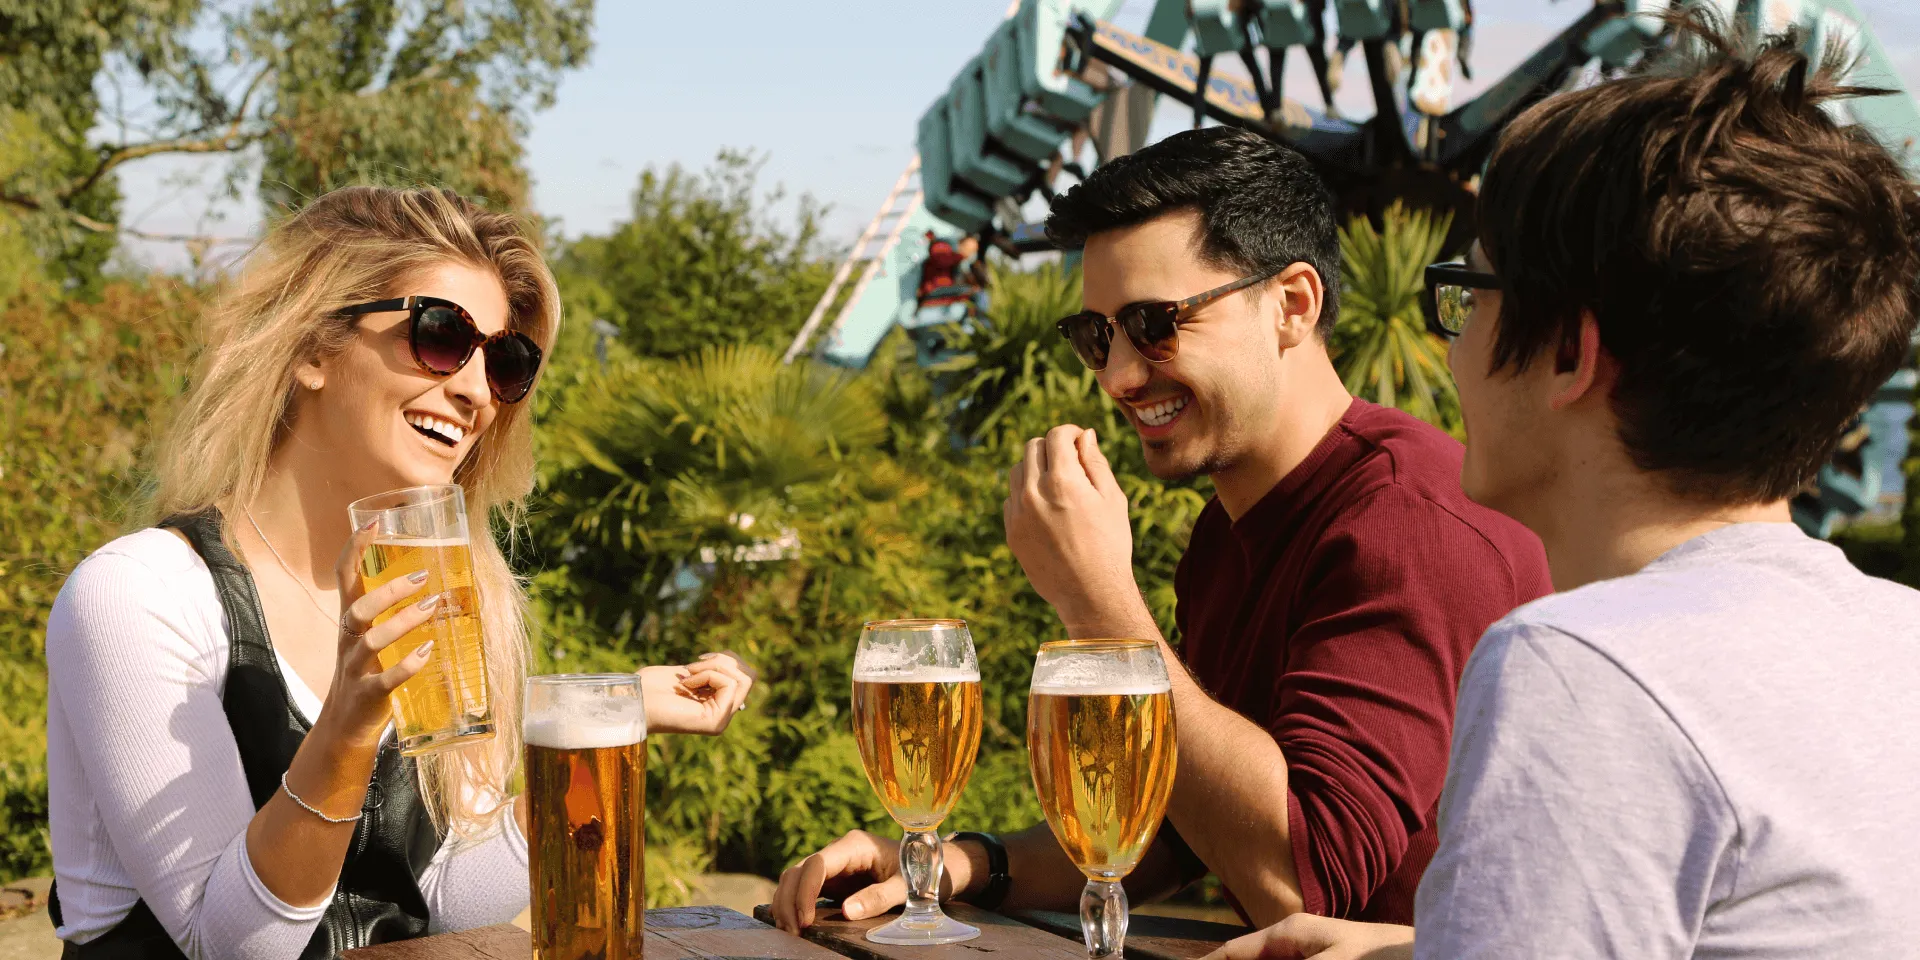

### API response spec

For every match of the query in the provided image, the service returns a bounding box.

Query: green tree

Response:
[1331,202,1461,434]
[556,152,833,361]
[0,1,196,287]
[253,0,593,210]
[0,0,593,270]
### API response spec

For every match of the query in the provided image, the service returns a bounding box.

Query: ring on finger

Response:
[339,613,365,639]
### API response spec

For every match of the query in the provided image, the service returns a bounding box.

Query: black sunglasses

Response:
[339,296,543,403]
[1421,262,1502,339]
[1056,268,1281,371]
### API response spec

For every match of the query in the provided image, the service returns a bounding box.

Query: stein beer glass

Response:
[1028,640,1178,959]
[525,674,648,960]
[850,619,984,945]
[349,484,493,755]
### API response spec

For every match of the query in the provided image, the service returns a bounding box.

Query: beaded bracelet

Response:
[280,771,364,824]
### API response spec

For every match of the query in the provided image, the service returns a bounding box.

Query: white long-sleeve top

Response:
[45,528,529,960]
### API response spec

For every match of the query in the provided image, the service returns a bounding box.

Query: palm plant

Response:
[935,261,1102,449]
[1331,202,1463,435]
[535,343,910,640]
[531,343,931,881]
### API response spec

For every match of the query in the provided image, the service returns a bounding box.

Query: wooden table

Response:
[340,903,1243,960]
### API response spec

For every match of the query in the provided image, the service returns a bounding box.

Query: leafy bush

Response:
[0,765,49,883]
[0,269,200,881]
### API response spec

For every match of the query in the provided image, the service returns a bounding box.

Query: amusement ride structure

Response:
[782,0,1920,533]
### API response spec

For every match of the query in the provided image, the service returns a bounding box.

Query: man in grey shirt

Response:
[1208,15,1920,960]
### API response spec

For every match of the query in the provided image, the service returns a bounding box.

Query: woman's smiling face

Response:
[292,261,512,496]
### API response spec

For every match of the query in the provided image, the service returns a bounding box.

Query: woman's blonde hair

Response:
[148,186,561,834]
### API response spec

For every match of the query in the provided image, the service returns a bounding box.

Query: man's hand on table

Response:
[769,829,985,933]
[1004,425,1154,637]
[1204,915,1415,960]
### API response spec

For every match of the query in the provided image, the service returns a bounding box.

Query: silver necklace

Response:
[244,507,340,627]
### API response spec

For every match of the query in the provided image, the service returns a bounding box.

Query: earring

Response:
[302,378,322,390]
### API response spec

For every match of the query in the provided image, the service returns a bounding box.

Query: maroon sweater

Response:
[1173,399,1550,924]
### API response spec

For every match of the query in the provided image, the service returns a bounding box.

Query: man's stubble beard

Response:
[1139,433,1239,483]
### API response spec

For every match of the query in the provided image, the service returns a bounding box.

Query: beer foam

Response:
[850,666,981,684]
[852,628,979,681]
[523,697,647,749]
[1030,682,1170,696]
[1030,651,1171,694]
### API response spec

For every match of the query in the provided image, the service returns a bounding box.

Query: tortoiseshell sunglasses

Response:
[339,295,543,403]
[1056,268,1281,370]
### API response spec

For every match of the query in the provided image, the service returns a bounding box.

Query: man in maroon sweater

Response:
[770,127,1549,932]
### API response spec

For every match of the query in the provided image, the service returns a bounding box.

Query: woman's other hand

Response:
[638,651,756,735]
[315,520,438,749]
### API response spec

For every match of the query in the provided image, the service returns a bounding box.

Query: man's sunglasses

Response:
[339,296,543,403]
[1421,262,1502,339]
[1056,268,1281,371]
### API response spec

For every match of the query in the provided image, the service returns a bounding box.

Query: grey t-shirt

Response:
[1415,522,1920,959]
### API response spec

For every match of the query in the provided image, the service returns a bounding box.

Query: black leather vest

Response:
[54,511,441,959]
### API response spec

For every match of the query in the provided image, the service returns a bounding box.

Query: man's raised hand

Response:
[1002,424,1144,636]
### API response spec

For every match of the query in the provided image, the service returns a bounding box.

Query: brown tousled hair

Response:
[149,186,561,834]
[1476,10,1920,504]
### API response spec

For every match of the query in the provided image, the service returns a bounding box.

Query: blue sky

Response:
[116,0,1920,269]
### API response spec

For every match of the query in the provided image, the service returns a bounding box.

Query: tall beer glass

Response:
[850,619,984,945]
[1028,640,1178,960]
[524,674,648,960]
[349,484,493,755]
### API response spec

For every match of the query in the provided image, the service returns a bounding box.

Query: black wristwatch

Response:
[948,831,1012,911]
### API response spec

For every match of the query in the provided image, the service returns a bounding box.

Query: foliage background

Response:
[0,269,200,878]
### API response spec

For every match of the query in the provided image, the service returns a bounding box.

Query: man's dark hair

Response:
[1479,13,1920,504]
[1045,126,1342,337]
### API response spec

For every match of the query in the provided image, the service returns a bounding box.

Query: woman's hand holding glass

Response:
[315,520,441,750]
[245,519,450,910]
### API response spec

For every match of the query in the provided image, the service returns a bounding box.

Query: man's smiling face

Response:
[1081,210,1290,481]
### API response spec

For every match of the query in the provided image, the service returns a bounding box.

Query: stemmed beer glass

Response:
[1028,640,1179,959]
[850,619,985,945]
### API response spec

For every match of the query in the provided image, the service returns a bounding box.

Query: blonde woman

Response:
[43,186,755,960]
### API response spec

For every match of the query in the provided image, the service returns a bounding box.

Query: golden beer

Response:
[850,620,984,946]
[358,536,493,754]
[1029,687,1177,879]
[525,734,646,960]
[851,673,983,831]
